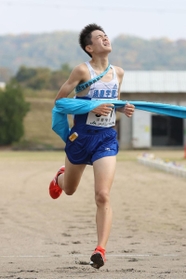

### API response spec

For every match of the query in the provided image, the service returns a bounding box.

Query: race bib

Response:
[86,109,116,127]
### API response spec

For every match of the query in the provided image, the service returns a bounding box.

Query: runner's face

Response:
[89,30,112,54]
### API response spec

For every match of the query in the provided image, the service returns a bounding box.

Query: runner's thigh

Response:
[93,156,116,193]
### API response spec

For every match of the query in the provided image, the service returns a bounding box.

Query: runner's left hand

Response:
[123,103,135,117]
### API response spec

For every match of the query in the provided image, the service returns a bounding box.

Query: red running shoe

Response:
[49,166,65,199]
[90,246,106,269]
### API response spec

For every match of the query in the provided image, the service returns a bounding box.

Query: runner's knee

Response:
[95,190,110,206]
[64,187,76,196]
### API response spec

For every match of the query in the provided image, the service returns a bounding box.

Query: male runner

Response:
[49,23,135,269]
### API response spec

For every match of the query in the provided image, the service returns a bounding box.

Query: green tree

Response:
[14,64,72,90]
[15,66,51,89]
[15,65,36,82]
[0,80,30,145]
[50,63,72,90]
[26,67,51,89]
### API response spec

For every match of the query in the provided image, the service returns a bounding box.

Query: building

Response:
[119,71,186,149]
[0,82,6,89]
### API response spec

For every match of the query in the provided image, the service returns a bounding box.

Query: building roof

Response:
[121,71,186,93]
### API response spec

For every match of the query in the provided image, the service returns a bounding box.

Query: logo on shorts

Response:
[105,147,111,151]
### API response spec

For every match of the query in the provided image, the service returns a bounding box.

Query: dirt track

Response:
[0,151,186,278]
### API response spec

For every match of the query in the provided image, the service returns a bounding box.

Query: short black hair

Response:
[79,23,105,57]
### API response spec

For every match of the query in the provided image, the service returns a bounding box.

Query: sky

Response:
[0,0,186,40]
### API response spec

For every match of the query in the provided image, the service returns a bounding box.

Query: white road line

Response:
[0,254,180,258]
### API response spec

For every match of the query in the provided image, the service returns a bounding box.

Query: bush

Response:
[0,80,30,145]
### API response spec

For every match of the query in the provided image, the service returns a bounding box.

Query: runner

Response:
[49,23,135,269]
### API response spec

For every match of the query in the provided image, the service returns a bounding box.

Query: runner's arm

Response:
[55,64,88,101]
[115,67,135,117]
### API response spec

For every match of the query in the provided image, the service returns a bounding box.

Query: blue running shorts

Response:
[65,126,119,165]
